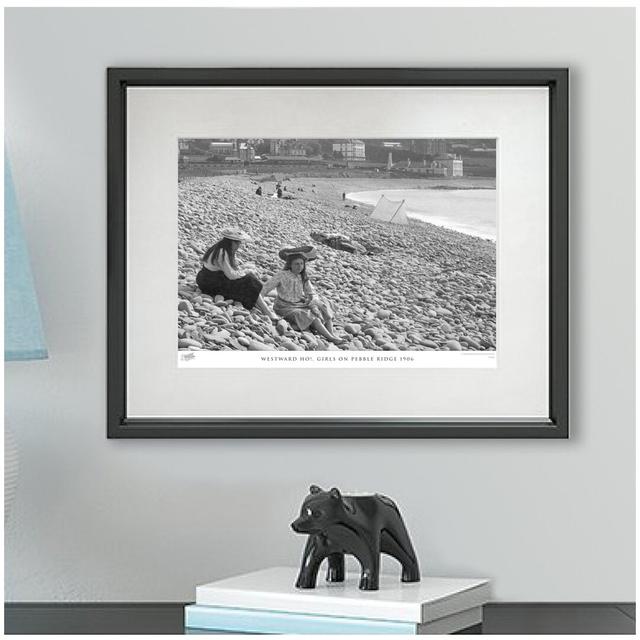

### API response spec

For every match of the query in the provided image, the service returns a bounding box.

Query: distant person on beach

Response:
[342,192,346,200]
[310,231,360,254]
[255,185,263,196]
[196,228,278,321]
[262,247,343,345]
[277,187,283,198]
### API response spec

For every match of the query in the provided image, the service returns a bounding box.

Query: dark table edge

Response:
[5,602,634,634]
[5,602,636,607]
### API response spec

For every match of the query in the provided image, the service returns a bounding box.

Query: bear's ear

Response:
[329,487,342,500]
[309,485,323,494]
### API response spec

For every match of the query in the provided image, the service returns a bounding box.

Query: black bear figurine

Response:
[291,485,420,591]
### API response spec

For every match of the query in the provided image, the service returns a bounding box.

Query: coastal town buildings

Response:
[440,154,464,177]
[332,139,366,161]
[426,154,464,177]
[209,141,236,156]
[178,138,481,176]
[206,140,256,162]
[424,139,449,155]
[237,142,255,162]
[269,139,307,156]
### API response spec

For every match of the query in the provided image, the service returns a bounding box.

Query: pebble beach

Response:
[178,175,496,353]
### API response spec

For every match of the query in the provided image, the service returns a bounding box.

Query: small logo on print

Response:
[181,352,196,361]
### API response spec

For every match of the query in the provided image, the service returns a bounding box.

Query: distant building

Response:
[446,154,464,177]
[382,141,404,149]
[237,142,255,162]
[209,141,236,156]
[424,139,449,155]
[269,139,307,156]
[428,161,448,176]
[269,140,281,155]
[333,139,366,161]
[428,154,463,177]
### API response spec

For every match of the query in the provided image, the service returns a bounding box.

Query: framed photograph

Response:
[107,68,568,438]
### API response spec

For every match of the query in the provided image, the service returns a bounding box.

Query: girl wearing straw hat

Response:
[261,246,343,345]
[196,228,277,320]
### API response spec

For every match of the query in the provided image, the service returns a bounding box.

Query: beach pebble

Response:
[461,336,482,350]
[301,332,318,348]
[436,307,453,317]
[204,330,230,343]
[445,340,462,351]
[248,340,271,351]
[376,310,392,320]
[344,323,361,336]
[228,338,246,351]
[178,300,194,313]
[281,339,304,351]
[178,338,202,349]
[233,308,250,316]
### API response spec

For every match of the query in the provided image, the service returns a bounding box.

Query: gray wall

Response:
[5,8,635,602]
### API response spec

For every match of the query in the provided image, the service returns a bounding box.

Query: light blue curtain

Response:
[4,154,48,361]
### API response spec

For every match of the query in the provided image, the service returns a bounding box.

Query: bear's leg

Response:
[296,557,323,589]
[381,529,421,582]
[383,517,421,582]
[295,536,326,589]
[357,543,380,591]
[326,553,345,583]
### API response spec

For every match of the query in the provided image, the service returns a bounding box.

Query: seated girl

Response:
[196,227,278,321]
[261,246,343,345]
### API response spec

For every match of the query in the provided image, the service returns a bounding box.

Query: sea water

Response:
[346,188,497,241]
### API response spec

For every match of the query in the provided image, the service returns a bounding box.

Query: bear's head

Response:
[291,485,346,534]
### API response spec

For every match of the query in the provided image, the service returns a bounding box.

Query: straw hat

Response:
[278,245,318,261]
[221,227,251,242]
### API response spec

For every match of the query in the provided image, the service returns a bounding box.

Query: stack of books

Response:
[185,567,490,634]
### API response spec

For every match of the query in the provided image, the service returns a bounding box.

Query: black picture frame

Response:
[107,67,568,439]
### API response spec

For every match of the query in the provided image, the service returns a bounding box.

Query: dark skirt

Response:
[196,268,262,310]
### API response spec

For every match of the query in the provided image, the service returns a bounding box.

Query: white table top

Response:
[195,566,490,623]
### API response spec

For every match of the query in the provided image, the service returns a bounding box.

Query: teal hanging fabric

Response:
[4,154,48,361]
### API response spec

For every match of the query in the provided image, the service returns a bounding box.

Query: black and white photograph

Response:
[114,71,562,431]
[177,137,496,366]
